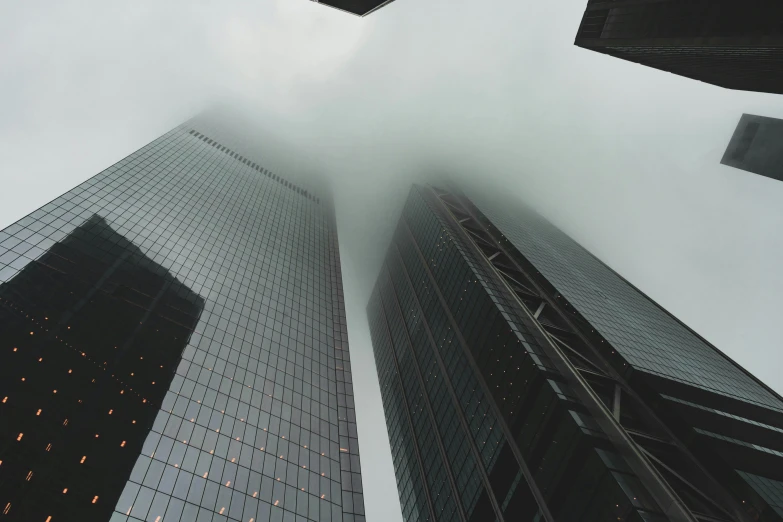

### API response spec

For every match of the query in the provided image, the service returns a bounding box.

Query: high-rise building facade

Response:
[0,114,365,522]
[310,0,396,17]
[367,183,783,522]
[721,113,783,182]
[574,0,783,95]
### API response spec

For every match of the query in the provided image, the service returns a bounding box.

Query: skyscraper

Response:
[310,0,396,17]
[0,114,365,522]
[721,114,783,182]
[574,0,783,95]
[367,183,783,521]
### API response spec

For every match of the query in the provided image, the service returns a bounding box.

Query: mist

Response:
[2,0,783,521]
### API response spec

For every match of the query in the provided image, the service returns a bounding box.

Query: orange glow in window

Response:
[92,496,98,504]
[2,503,9,515]
[53,390,57,394]
[46,517,52,522]
[219,508,225,515]
[38,358,42,362]
[36,409,41,416]
[2,397,7,403]
[25,471,33,481]
[108,409,113,414]
[80,456,86,464]
[63,489,68,494]
[12,347,17,352]
[120,441,126,447]
[273,501,279,506]
[45,444,52,451]
[16,433,23,441]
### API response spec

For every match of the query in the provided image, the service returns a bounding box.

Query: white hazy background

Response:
[2,1,783,521]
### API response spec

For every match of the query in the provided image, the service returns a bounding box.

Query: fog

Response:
[2,0,783,520]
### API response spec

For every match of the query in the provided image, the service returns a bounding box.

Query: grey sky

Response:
[2,0,783,521]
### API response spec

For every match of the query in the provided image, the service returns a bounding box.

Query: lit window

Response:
[53,390,57,394]
[46,443,52,451]
[2,397,7,403]
[80,456,86,464]
[16,433,23,441]
[3,503,10,514]
[108,409,113,414]
[120,441,126,447]
[36,409,41,416]
[26,471,33,481]
[46,517,52,522]
[38,358,42,362]
[92,496,98,504]
[63,489,68,494]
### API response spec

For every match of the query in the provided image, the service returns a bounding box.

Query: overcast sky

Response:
[2,0,783,521]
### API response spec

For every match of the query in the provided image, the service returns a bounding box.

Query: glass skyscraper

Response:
[368,183,783,522]
[310,0,396,17]
[574,0,783,95]
[0,114,365,522]
[721,113,783,183]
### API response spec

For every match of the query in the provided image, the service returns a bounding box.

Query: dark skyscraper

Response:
[721,113,783,182]
[367,183,783,522]
[310,0,396,17]
[574,0,783,95]
[0,114,365,522]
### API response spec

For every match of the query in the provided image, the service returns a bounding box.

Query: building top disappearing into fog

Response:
[0,113,365,522]
[311,0,396,17]
[722,113,783,182]
[368,183,783,521]
[574,0,783,95]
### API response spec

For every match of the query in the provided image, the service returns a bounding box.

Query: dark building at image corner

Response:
[310,0,396,17]
[722,113,783,182]
[0,114,365,522]
[367,183,783,522]
[574,0,783,95]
